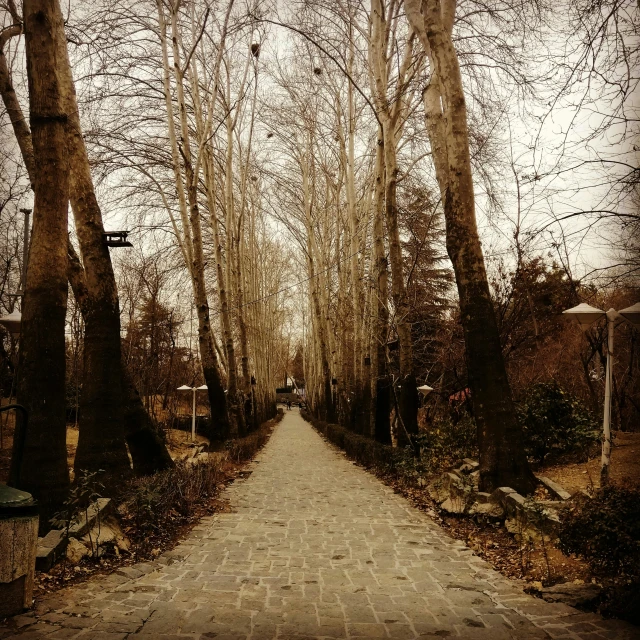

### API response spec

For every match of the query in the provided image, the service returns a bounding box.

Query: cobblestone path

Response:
[2,410,638,639]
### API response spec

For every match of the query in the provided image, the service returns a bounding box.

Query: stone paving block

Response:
[46,630,82,639]
[346,622,388,637]
[385,622,415,639]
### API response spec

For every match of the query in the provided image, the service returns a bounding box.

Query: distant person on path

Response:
[287,400,291,410]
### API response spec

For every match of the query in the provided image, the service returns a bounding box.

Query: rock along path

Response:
[2,410,638,640]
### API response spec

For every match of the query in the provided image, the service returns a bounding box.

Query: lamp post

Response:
[563,301,640,485]
[177,384,208,442]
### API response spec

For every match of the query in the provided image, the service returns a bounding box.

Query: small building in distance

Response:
[276,376,305,405]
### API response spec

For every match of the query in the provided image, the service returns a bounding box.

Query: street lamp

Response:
[0,309,22,339]
[563,301,640,485]
[177,384,208,442]
[417,384,434,397]
[0,208,30,339]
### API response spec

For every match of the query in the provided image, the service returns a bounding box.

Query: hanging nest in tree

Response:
[266,132,273,138]
[313,66,322,75]
[251,43,260,58]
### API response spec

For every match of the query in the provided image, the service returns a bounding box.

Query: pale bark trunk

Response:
[222,110,244,436]
[235,61,258,402]
[156,0,193,267]
[369,0,419,442]
[11,0,71,522]
[407,0,536,493]
[371,134,391,443]
[0,25,35,186]
[158,0,230,439]
[303,142,333,421]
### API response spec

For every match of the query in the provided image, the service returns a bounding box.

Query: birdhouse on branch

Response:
[102,231,132,248]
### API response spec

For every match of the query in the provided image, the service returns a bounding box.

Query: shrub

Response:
[121,458,223,542]
[413,413,478,470]
[225,411,283,462]
[517,381,599,463]
[558,486,640,575]
[301,410,428,484]
[119,412,282,554]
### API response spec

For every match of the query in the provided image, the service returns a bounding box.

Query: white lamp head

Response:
[177,385,192,391]
[196,384,208,390]
[417,384,434,397]
[562,303,605,331]
[619,302,640,327]
[0,309,22,339]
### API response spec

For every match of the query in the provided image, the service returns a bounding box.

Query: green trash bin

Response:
[0,485,39,617]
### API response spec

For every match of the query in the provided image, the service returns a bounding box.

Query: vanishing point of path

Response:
[2,411,638,640]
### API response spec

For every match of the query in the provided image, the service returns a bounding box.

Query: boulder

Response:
[489,486,517,506]
[66,538,89,564]
[82,516,130,555]
[537,476,572,501]
[428,473,460,503]
[469,501,504,520]
[505,504,560,542]
[36,529,67,571]
[67,498,112,538]
[439,496,468,514]
[540,582,602,608]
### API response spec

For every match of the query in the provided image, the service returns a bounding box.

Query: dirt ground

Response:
[542,431,640,492]
[0,418,209,484]
[379,431,640,598]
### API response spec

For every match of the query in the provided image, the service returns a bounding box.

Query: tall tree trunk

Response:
[369,1,419,444]
[221,113,245,436]
[55,38,130,480]
[0,16,173,475]
[1,6,170,479]
[302,139,333,421]
[11,0,71,523]
[156,0,230,439]
[121,366,174,475]
[68,243,174,475]
[406,0,536,494]
[371,135,391,443]
[381,123,418,445]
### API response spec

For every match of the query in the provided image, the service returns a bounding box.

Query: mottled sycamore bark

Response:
[55,26,131,480]
[369,0,419,444]
[11,0,71,521]
[157,0,230,440]
[371,136,391,443]
[406,0,536,493]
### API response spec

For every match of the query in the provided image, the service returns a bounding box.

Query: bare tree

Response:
[406,0,536,493]
[10,0,71,519]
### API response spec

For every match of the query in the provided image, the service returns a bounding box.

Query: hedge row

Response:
[119,409,284,557]
[300,411,428,485]
[225,409,284,462]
